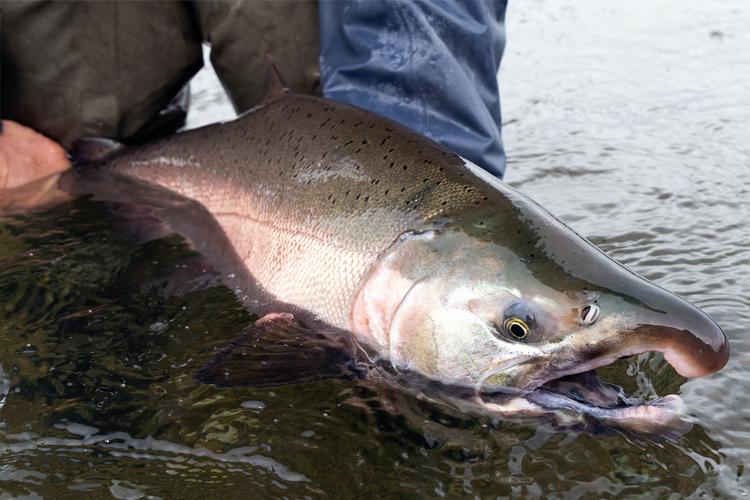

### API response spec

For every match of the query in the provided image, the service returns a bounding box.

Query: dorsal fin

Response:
[262,54,291,102]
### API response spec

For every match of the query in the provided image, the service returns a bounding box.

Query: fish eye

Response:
[498,302,538,341]
[579,304,601,325]
[504,318,530,340]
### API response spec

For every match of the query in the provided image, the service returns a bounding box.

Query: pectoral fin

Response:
[192,313,367,388]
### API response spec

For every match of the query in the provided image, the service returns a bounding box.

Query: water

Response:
[1,1,749,498]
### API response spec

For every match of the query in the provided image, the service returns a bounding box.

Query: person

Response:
[0,120,71,190]
[0,1,507,191]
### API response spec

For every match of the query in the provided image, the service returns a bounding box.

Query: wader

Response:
[0,1,320,149]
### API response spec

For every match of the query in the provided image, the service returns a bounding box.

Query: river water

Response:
[1,1,749,498]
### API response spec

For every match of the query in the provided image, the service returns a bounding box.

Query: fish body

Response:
[91,93,463,331]
[52,72,728,436]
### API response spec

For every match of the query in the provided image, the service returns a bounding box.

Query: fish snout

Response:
[522,296,730,389]
[585,292,730,379]
[633,305,729,378]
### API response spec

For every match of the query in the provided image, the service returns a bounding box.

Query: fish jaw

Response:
[354,225,728,393]
[350,218,727,438]
[478,287,729,393]
[463,378,693,438]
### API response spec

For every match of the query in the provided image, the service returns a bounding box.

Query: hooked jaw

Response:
[470,299,728,438]
[483,300,729,393]
[475,291,729,437]
[646,300,729,378]
[589,290,730,380]
[352,217,729,437]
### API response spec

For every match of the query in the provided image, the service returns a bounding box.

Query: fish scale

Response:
[9,67,723,437]
[92,92,488,329]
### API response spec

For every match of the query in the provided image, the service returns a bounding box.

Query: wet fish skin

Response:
[75,92,488,332]
[53,81,728,436]
[367,193,728,392]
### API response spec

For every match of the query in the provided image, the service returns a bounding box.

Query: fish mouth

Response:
[472,312,728,437]
[521,345,677,394]
[477,368,693,438]
[532,369,692,437]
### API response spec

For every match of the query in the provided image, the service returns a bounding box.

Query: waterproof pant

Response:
[1,0,506,177]
[319,1,507,178]
[0,1,320,148]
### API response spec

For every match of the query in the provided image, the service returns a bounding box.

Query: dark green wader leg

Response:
[1,1,203,148]
[0,1,321,148]
[191,0,321,114]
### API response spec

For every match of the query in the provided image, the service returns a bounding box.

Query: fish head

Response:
[352,182,728,435]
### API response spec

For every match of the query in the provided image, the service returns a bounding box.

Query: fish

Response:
[4,64,729,437]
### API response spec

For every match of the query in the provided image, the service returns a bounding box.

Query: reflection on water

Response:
[1,1,749,498]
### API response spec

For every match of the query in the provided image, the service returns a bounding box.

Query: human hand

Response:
[0,120,70,190]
